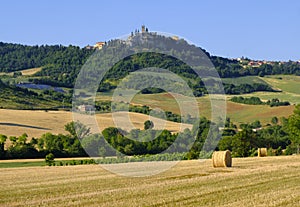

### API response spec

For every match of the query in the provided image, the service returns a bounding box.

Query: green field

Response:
[1,156,300,206]
[262,75,300,94]
[126,92,294,126]
[0,158,84,168]
[222,76,268,85]
[224,75,300,104]
[0,161,46,168]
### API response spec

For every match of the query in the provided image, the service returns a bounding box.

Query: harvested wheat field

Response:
[0,109,191,138]
[0,109,72,138]
[1,156,300,206]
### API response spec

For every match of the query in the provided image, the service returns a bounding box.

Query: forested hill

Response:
[0,35,300,88]
[0,42,93,87]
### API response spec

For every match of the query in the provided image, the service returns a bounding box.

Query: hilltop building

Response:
[94,42,106,49]
[142,25,146,33]
[84,45,94,50]
[171,36,179,41]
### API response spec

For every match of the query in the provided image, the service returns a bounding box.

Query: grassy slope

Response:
[222,76,268,85]
[222,75,300,125]
[0,67,63,109]
[0,86,63,109]
[1,156,300,206]
[225,75,300,104]
[0,95,61,109]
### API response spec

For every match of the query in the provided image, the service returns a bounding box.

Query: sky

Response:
[0,0,299,61]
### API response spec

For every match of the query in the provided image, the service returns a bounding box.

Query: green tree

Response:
[65,121,90,139]
[6,133,39,159]
[218,136,233,151]
[287,105,300,154]
[0,134,7,158]
[231,129,257,157]
[144,120,154,130]
[271,116,278,125]
[45,153,55,166]
[251,120,262,129]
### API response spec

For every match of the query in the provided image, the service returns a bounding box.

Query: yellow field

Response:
[0,109,72,138]
[1,156,300,206]
[0,67,41,76]
[0,109,191,138]
[20,67,42,76]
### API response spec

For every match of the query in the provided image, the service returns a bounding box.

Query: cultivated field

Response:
[131,93,294,126]
[226,101,294,125]
[1,156,300,206]
[0,109,191,138]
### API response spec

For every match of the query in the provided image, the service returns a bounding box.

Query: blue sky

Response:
[0,0,299,61]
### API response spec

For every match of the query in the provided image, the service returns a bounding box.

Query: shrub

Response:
[45,153,55,166]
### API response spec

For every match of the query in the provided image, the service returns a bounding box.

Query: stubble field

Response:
[1,155,300,206]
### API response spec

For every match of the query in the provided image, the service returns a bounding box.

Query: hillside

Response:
[0,79,65,109]
[1,32,300,95]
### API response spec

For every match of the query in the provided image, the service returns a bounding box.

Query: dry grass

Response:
[20,67,42,76]
[1,156,300,206]
[94,111,192,133]
[0,109,191,138]
[0,109,72,138]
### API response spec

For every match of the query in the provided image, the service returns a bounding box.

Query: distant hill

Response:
[0,32,300,96]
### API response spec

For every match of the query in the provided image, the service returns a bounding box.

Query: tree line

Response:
[230,96,290,107]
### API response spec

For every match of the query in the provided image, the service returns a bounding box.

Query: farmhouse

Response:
[78,104,94,112]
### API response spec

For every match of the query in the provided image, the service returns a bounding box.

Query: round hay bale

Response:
[212,150,232,167]
[258,148,267,157]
